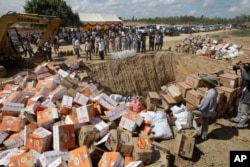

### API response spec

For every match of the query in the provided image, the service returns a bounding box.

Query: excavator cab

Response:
[8,27,26,55]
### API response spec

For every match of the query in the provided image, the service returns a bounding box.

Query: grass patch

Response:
[211,34,229,39]
[230,29,250,37]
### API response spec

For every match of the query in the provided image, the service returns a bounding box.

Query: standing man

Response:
[85,38,92,61]
[149,32,155,51]
[98,36,105,60]
[74,38,81,59]
[230,62,250,128]
[182,73,220,140]
[44,40,52,62]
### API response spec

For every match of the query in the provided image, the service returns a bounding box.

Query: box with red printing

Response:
[3,130,24,149]
[74,92,90,106]
[37,108,59,127]
[81,83,99,97]
[0,130,9,144]
[35,79,58,91]
[93,93,118,110]
[104,103,127,121]
[53,124,75,150]
[59,95,73,115]
[68,145,93,167]
[98,152,124,167]
[48,85,67,102]
[9,151,34,167]
[65,114,84,130]
[119,110,144,132]
[76,103,96,123]
[26,127,52,153]
[39,150,68,167]
[0,116,26,132]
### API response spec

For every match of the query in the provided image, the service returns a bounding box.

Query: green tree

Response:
[23,0,80,27]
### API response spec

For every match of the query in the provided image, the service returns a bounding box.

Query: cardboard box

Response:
[94,120,110,138]
[185,73,204,88]
[3,130,24,149]
[93,93,118,110]
[146,91,161,107]
[26,127,52,153]
[0,130,9,144]
[37,108,59,127]
[9,151,34,167]
[98,152,124,167]
[3,84,20,93]
[39,150,68,167]
[216,86,237,104]
[185,89,204,106]
[176,81,193,98]
[88,144,106,165]
[53,124,75,150]
[167,84,183,103]
[132,137,153,165]
[59,95,73,115]
[81,83,99,98]
[0,116,26,132]
[73,92,90,106]
[48,85,67,102]
[78,125,100,147]
[105,129,134,157]
[24,123,38,146]
[219,73,239,88]
[125,161,144,167]
[0,148,26,166]
[173,133,195,159]
[76,104,95,123]
[119,111,144,132]
[47,157,68,167]
[68,146,93,167]
[160,91,178,105]
[2,102,25,117]
[65,114,84,130]
[35,79,57,91]
[104,103,127,121]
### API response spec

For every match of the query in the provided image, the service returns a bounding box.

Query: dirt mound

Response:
[85,51,230,96]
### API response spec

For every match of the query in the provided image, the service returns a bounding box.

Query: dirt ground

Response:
[1,29,250,167]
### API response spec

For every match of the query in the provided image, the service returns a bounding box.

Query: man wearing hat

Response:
[182,73,220,140]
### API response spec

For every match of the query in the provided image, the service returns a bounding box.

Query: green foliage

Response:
[230,30,250,37]
[23,0,80,27]
[124,14,250,25]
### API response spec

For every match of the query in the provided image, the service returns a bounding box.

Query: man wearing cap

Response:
[182,73,220,140]
[230,62,250,128]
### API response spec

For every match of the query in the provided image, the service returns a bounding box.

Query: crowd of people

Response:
[20,25,165,61]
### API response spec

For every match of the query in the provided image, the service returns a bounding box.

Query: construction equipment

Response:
[0,11,61,77]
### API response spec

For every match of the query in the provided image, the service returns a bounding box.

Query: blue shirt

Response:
[198,88,218,117]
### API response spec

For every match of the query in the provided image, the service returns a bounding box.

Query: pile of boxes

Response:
[175,35,245,60]
[0,62,174,167]
[0,53,248,166]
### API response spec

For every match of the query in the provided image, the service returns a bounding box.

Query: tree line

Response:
[124,14,250,25]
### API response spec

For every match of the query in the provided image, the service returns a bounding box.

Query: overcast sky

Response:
[0,0,250,19]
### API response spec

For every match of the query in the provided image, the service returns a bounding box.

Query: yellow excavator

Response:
[0,11,60,77]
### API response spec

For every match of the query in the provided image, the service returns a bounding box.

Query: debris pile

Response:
[175,35,245,60]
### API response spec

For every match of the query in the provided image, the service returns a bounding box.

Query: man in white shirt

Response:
[98,37,105,60]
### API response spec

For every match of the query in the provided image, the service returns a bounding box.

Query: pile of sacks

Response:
[175,34,244,60]
[111,50,136,60]
[0,62,175,167]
